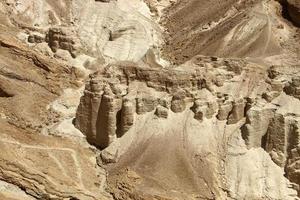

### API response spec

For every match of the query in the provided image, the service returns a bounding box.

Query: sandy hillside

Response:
[0,0,300,200]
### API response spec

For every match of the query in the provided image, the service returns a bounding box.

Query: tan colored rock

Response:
[75,82,104,144]
[262,91,281,102]
[191,100,207,122]
[2,0,300,199]
[285,77,300,100]
[75,61,228,147]
[217,101,233,121]
[170,99,186,113]
[0,122,109,200]
[170,90,186,113]
[118,100,135,137]
[270,80,284,92]
[155,105,169,118]
[206,101,218,119]
[136,96,157,114]
[241,106,274,149]
[46,27,82,58]
[227,98,245,125]
[96,94,122,149]
[28,33,44,43]
[100,148,119,164]
[265,113,287,167]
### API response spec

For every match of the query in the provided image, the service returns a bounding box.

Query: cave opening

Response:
[278,0,300,28]
[261,133,268,150]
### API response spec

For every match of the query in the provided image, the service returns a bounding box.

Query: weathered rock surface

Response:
[162,0,300,66]
[1,0,300,199]
[76,58,251,149]
[76,57,300,199]
[0,25,110,199]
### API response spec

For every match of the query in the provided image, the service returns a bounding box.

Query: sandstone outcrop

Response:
[1,0,300,199]
[76,58,250,149]
[0,26,110,199]
[242,93,300,194]
[75,59,300,199]
[75,60,300,199]
[46,27,82,58]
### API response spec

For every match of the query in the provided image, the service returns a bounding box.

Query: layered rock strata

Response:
[76,57,249,149]
[76,58,300,199]
[1,0,300,199]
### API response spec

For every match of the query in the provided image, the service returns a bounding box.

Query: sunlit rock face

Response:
[1,0,300,199]
[76,58,300,199]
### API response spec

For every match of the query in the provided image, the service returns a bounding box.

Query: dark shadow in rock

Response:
[0,87,13,98]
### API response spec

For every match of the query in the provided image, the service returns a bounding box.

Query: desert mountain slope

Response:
[0,0,300,200]
[162,0,300,65]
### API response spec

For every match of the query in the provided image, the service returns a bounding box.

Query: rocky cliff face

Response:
[75,57,300,199]
[1,0,300,199]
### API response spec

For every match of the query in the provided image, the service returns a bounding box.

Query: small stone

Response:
[155,106,169,118]
[262,91,280,102]
[217,102,232,121]
[100,148,118,164]
[171,99,186,113]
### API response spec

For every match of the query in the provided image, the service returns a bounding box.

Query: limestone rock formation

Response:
[75,58,300,199]
[0,0,300,199]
